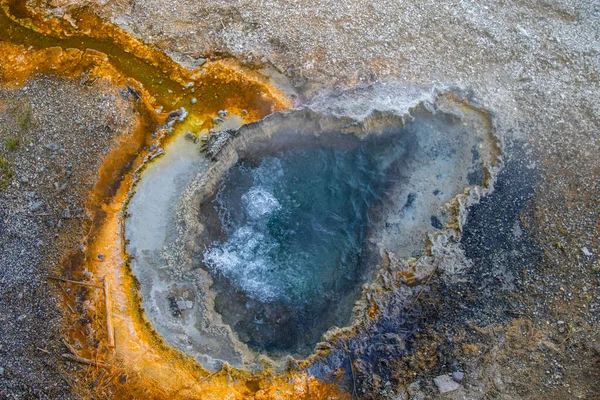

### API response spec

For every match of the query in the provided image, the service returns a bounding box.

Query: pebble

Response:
[0,366,4,375]
[434,375,461,393]
[218,110,228,118]
[20,176,29,183]
[191,97,197,104]
[98,254,105,261]
[185,132,198,143]
[213,117,223,125]
[582,247,592,256]
[45,143,59,152]
[30,201,44,212]
[451,371,464,382]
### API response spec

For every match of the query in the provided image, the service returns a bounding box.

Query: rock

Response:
[407,381,421,396]
[0,366,4,375]
[20,176,29,183]
[213,117,223,125]
[30,201,44,212]
[45,142,59,151]
[434,375,461,393]
[582,247,592,256]
[451,371,464,382]
[218,110,228,118]
[97,254,105,261]
[191,97,197,104]
[185,132,198,143]
[185,300,193,309]
[176,300,187,310]
[61,207,71,219]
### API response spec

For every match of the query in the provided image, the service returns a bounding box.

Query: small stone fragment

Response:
[582,247,592,256]
[98,254,105,261]
[185,132,198,143]
[176,300,187,310]
[30,201,44,212]
[434,375,461,393]
[191,97,197,104]
[451,371,464,382]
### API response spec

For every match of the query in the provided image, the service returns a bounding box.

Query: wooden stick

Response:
[61,353,112,368]
[104,277,115,349]
[91,369,106,389]
[46,276,103,289]
[62,338,78,356]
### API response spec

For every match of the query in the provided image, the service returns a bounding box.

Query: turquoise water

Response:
[202,132,410,353]
[204,146,387,305]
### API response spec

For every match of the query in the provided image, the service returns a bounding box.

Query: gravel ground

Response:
[0,77,135,399]
[4,0,600,398]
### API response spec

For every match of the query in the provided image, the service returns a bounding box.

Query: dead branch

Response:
[62,338,78,356]
[61,353,112,369]
[104,277,115,349]
[46,276,103,289]
[91,369,106,389]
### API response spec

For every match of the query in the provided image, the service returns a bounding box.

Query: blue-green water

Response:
[204,146,388,305]
[201,133,410,352]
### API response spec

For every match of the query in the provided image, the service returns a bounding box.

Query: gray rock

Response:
[30,201,44,212]
[0,366,4,375]
[185,132,198,143]
[582,247,592,256]
[45,142,59,151]
[191,97,197,104]
[434,375,461,393]
[407,381,421,396]
[213,117,223,125]
[176,300,187,310]
[19,176,29,183]
[218,110,228,118]
[451,371,464,382]
[97,254,105,261]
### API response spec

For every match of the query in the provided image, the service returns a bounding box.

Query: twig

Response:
[46,276,103,289]
[198,367,223,385]
[61,353,112,368]
[104,277,115,349]
[406,263,439,314]
[345,347,358,399]
[91,369,106,389]
[37,347,51,354]
[62,338,78,356]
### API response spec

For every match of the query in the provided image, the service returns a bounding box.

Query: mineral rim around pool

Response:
[125,92,499,371]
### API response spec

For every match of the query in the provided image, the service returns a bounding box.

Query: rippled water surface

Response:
[203,133,409,352]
